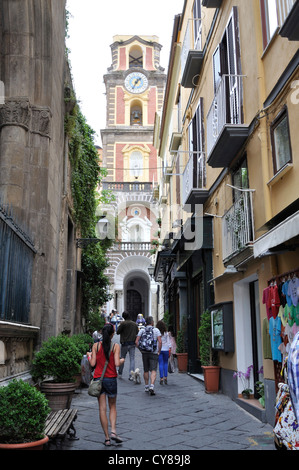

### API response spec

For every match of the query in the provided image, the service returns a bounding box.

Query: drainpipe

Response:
[253,0,272,223]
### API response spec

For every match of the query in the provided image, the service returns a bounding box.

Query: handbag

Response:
[88,344,113,397]
[274,383,299,450]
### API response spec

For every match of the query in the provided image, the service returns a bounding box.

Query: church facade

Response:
[100,35,167,321]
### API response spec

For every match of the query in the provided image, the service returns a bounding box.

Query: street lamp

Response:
[76,216,109,248]
[148,264,155,279]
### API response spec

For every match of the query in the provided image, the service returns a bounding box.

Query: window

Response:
[260,0,296,49]
[232,156,249,201]
[270,109,292,173]
[129,46,143,68]
[130,151,143,178]
[130,104,142,126]
[188,98,206,189]
[260,0,279,48]
[193,0,202,50]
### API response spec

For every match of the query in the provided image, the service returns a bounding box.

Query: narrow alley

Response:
[59,342,275,453]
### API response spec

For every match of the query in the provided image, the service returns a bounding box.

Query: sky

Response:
[66,0,184,147]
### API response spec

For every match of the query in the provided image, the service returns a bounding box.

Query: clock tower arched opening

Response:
[129,45,143,68]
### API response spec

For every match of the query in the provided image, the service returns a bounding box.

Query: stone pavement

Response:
[58,339,276,453]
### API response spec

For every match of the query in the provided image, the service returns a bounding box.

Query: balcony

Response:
[182,151,209,207]
[102,182,155,192]
[207,74,250,168]
[222,191,254,265]
[181,18,204,88]
[279,0,299,41]
[202,0,223,7]
[112,241,151,252]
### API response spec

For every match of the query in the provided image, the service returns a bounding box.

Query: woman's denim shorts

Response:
[94,377,117,398]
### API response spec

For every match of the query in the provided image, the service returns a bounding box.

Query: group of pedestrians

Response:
[86,313,176,447]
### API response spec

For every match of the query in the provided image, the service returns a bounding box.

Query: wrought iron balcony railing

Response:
[182,151,208,206]
[277,0,296,24]
[207,74,245,157]
[222,191,254,262]
[181,18,204,88]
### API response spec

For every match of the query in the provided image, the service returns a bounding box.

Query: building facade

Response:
[154,0,299,424]
[100,35,166,321]
[0,1,82,384]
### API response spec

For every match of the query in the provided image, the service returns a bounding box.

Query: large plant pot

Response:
[177,353,188,372]
[0,436,49,450]
[40,382,76,411]
[202,366,220,393]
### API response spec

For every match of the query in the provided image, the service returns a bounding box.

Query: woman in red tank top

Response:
[87,323,124,446]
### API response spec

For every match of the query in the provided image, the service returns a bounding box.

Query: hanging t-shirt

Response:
[282,280,293,307]
[278,282,286,307]
[263,317,272,360]
[269,315,282,362]
[263,286,272,319]
[287,277,299,307]
[284,304,294,327]
[293,304,299,326]
[267,284,280,318]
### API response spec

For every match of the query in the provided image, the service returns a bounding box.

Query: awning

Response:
[253,210,299,258]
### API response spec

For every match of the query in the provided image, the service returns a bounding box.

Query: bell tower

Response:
[100,35,166,321]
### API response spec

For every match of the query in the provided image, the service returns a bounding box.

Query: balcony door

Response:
[188,98,205,190]
[212,7,242,124]
[193,0,202,50]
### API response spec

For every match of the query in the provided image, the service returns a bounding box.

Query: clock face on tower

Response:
[125,72,148,94]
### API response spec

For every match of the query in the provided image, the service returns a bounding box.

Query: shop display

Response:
[263,270,299,365]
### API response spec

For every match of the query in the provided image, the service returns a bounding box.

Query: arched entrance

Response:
[113,256,157,320]
[126,289,142,321]
[124,271,149,320]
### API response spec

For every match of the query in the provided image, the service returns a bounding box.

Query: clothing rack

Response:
[268,267,299,285]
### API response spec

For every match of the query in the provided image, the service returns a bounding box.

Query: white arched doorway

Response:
[114,256,157,320]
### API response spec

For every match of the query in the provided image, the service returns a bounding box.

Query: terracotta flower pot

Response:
[177,353,188,372]
[40,382,76,411]
[0,436,49,450]
[202,365,220,393]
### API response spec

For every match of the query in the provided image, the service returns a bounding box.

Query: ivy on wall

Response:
[66,103,112,324]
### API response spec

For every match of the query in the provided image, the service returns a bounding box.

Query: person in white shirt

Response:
[156,320,172,385]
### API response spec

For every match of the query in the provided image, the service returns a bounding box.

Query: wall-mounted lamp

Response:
[148,264,155,279]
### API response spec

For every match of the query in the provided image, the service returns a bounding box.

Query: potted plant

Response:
[198,310,220,393]
[176,316,188,372]
[233,365,254,399]
[31,334,82,411]
[0,379,50,450]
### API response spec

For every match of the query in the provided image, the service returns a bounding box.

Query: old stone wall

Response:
[0,0,80,382]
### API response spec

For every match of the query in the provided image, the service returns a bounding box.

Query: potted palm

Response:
[176,316,188,372]
[31,334,82,411]
[198,310,220,393]
[0,379,50,450]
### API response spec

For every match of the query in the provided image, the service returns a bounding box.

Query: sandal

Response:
[110,431,123,443]
[160,378,164,385]
[104,438,111,446]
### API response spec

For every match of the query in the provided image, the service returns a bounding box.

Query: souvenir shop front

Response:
[263,268,299,390]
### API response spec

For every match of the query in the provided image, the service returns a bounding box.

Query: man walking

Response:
[136,316,162,395]
[117,311,139,380]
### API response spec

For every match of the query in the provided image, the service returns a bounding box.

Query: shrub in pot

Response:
[70,333,93,357]
[198,309,220,393]
[31,334,82,410]
[176,317,188,372]
[0,379,50,449]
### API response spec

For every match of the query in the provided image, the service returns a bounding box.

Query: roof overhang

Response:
[253,210,299,258]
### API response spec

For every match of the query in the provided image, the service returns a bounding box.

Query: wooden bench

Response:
[45,409,78,448]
